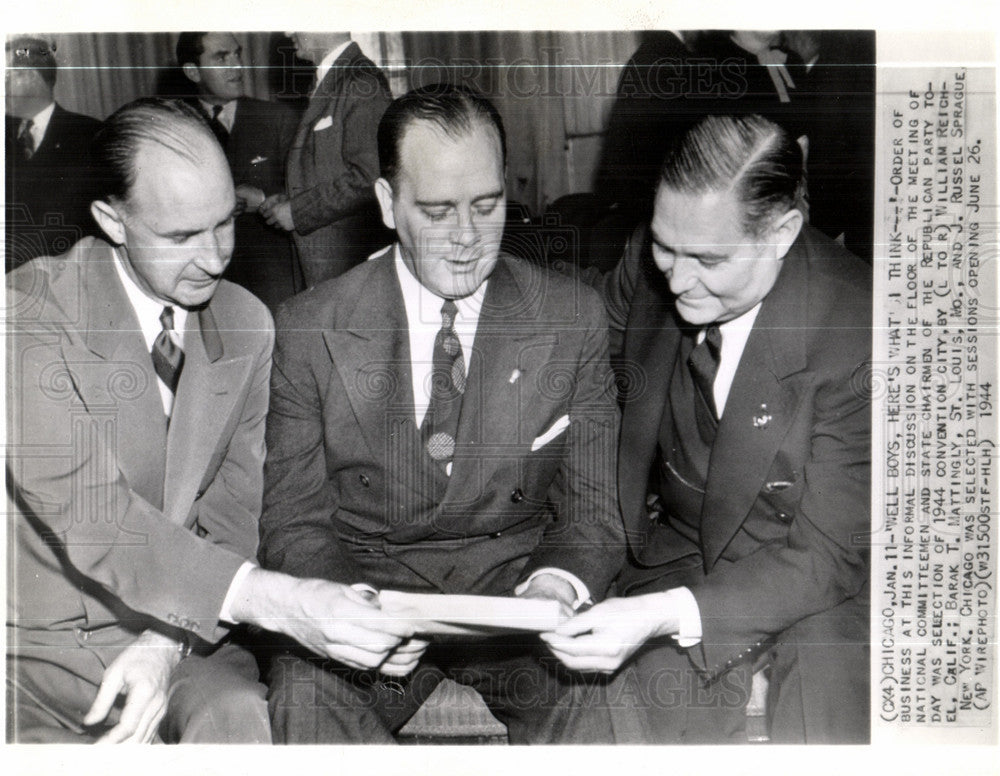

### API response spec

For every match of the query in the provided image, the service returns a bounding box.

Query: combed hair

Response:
[175,32,207,68]
[378,83,506,186]
[660,114,806,237]
[92,97,215,203]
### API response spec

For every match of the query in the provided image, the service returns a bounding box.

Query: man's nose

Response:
[667,257,698,295]
[448,208,479,248]
[196,229,232,274]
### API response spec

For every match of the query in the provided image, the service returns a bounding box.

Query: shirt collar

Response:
[111,247,188,344]
[315,40,354,88]
[393,244,487,330]
[198,98,237,131]
[24,100,56,143]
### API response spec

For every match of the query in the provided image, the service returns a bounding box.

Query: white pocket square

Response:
[531,415,570,451]
[313,115,334,132]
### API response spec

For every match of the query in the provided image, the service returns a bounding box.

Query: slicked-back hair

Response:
[175,32,207,68]
[92,97,216,204]
[660,114,806,238]
[377,83,507,187]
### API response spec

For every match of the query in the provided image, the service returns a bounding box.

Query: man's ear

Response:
[181,63,202,85]
[90,200,127,245]
[770,208,804,259]
[374,178,396,231]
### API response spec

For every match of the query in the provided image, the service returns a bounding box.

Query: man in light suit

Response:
[6,98,422,743]
[5,35,102,271]
[261,85,625,743]
[261,32,392,286]
[544,114,871,743]
[176,31,302,311]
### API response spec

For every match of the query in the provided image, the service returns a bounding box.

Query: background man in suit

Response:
[5,35,102,271]
[176,31,302,311]
[260,32,392,286]
[6,98,420,743]
[544,114,871,743]
[261,85,624,743]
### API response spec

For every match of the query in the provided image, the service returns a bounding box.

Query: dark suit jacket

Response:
[5,104,102,271]
[6,238,273,707]
[261,248,625,600]
[214,97,301,309]
[285,43,393,285]
[606,225,871,681]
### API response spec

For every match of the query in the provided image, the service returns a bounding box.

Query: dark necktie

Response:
[688,325,722,441]
[17,119,35,160]
[210,104,229,146]
[151,307,185,398]
[422,300,466,472]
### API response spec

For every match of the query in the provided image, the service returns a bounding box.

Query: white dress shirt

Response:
[672,301,764,646]
[111,251,187,416]
[21,100,55,151]
[198,98,237,133]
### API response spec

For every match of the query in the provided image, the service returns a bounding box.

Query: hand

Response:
[230,568,417,670]
[235,184,266,214]
[83,630,182,743]
[380,636,430,677]
[260,194,295,231]
[516,573,578,618]
[540,593,680,674]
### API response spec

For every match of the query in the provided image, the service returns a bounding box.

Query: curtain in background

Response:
[17,31,635,208]
[401,31,637,213]
[35,31,406,119]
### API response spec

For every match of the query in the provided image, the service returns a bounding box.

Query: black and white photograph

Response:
[2,2,997,774]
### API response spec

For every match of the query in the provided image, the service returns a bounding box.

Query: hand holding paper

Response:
[377,590,567,636]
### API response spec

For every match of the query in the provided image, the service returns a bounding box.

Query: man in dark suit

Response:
[5,35,102,272]
[176,32,302,311]
[6,98,421,743]
[544,114,871,744]
[260,32,392,286]
[261,85,625,743]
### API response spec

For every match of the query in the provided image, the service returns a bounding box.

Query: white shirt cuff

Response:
[218,561,257,624]
[515,568,592,610]
[667,586,703,647]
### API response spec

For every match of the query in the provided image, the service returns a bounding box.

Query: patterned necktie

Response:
[17,119,35,160]
[688,325,722,441]
[422,300,466,472]
[210,104,229,146]
[151,307,185,398]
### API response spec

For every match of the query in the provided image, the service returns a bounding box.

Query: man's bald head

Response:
[93,97,225,207]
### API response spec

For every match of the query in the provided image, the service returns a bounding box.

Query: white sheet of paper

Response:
[377,590,566,635]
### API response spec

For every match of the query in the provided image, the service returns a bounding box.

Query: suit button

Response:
[775,511,792,523]
[490,531,502,539]
[510,488,524,503]
[359,474,371,488]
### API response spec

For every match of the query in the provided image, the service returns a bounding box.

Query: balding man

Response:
[6,98,419,743]
[544,114,871,744]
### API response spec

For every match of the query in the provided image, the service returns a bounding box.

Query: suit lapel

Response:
[442,258,555,508]
[322,249,420,494]
[618,285,682,547]
[78,241,168,510]
[701,246,811,567]
[162,302,251,526]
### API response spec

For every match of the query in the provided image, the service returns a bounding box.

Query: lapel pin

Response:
[509,369,521,384]
[250,155,268,165]
[752,404,771,429]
